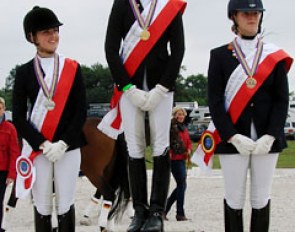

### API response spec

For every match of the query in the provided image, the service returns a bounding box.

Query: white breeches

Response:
[219,152,278,210]
[32,149,81,215]
[120,92,173,158]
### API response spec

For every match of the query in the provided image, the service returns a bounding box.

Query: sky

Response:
[1,0,294,92]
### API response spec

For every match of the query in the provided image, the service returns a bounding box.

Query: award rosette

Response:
[199,130,217,165]
[16,156,33,180]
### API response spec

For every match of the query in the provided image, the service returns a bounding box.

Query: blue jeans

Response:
[165,160,187,216]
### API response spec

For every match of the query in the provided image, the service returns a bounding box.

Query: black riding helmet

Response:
[227,0,265,35]
[23,6,63,43]
[228,0,265,19]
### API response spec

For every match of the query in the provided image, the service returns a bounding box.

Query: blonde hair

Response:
[172,106,187,117]
[0,97,5,107]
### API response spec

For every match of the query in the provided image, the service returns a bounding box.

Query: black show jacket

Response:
[105,0,185,91]
[208,44,289,154]
[12,59,87,152]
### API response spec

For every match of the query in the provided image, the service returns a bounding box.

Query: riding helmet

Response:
[227,0,265,19]
[23,6,63,42]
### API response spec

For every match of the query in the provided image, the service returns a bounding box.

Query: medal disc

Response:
[140,30,150,41]
[45,99,55,111]
[245,77,257,89]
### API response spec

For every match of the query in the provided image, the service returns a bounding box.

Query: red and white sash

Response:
[98,0,187,139]
[16,56,78,199]
[191,42,293,174]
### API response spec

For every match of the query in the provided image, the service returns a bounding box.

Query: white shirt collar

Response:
[236,35,259,57]
[140,0,150,8]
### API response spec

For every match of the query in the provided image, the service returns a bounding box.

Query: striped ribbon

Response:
[129,0,158,30]
[232,38,263,78]
[33,53,59,101]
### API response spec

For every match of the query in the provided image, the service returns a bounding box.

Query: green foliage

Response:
[0,66,20,110]
[81,63,113,104]
[174,73,208,105]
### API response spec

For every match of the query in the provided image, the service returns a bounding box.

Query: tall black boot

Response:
[250,200,270,232]
[224,199,243,232]
[141,149,170,232]
[58,205,75,232]
[127,158,149,232]
[34,207,52,232]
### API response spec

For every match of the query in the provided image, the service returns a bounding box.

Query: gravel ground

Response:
[3,168,295,232]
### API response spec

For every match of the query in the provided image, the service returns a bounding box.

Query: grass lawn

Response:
[145,140,295,169]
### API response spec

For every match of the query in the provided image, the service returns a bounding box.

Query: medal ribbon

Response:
[33,53,59,101]
[129,0,158,30]
[232,38,263,78]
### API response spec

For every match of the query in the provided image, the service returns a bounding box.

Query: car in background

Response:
[5,110,12,121]
[187,123,207,142]
[284,120,295,140]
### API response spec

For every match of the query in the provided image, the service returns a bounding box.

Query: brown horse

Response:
[80,117,130,219]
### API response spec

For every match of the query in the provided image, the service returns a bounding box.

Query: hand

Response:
[125,85,148,108]
[229,134,256,156]
[186,156,192,168]
[6,178,14,185]
[252,134,275,155]
[45,140,68,162]
[141,84,168,111]
[39,140,53,155]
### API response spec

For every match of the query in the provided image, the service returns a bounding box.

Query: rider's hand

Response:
[125,85,148,108]
[39,140,53,155]
[141,84,168,111]
[229,134,256,156]
[252,134,275,155]
[45,140,68,162]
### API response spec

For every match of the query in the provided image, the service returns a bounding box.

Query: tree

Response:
[0,66,19,110]
[174,73,208,105]
[81,63,113,104]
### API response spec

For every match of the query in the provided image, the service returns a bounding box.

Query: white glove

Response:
[229,134,257,156]
[39,140,53,155]
[252,134,275,155]
[141,84,168,111]
[125,85,148,108]
[45,140,68,162]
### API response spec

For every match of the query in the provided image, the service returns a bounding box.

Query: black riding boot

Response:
[58,205,75,232]
[127,158,149,232]
[250,200,270,232]
[34,207,52,232]
[224,199,243,232]
[141,149,170,232]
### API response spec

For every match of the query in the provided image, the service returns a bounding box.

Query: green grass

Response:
[277,140,295,168]
[144,141,295,169]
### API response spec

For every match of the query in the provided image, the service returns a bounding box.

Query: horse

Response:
[80,117,130,222]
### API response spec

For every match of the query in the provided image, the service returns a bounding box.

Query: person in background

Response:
[207,0,293,231]
[164,106,192,221]
[0,97,20,232]
[12,6,86,232]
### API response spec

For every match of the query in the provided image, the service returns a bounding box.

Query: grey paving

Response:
[4,168,295,232]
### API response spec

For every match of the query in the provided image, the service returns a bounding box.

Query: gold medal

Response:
[140,30,150,41]
[245,77,257,89]
[45,99,55,111]
[130,0,157,42]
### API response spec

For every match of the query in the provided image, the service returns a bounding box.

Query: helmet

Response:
[23,6,63,42]
[228,0,265,19]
